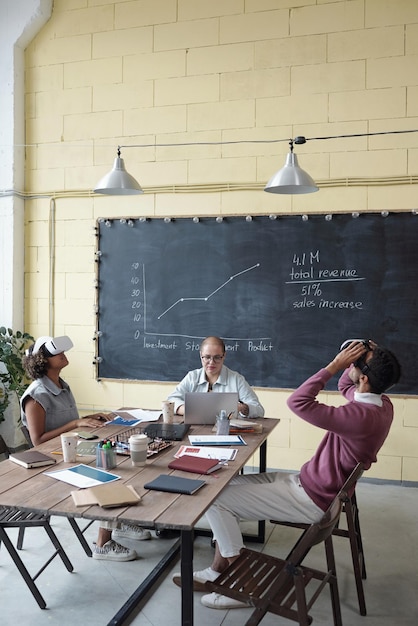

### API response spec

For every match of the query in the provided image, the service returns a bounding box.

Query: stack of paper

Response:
[109,409,162,426]
[188,434,247,446]
[175,445,237,461]
[210,419,262,433]
[229,418,263,434]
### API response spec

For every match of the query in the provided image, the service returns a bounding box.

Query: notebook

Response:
[71,483,140,508]
[144,474,206,495]
[168,455,223,475]
[9,450,56,469]
[184,392,238,425]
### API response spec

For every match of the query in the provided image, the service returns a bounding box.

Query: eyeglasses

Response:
[201,355,224,363]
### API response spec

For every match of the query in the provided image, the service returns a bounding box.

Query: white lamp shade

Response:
[94,156,143,195]
[264,152,318,194]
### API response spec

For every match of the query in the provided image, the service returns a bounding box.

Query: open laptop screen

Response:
[184,392,238,425]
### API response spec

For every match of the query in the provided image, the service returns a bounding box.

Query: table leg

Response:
[180,529,194,626]
[107,537,180,625]
[257,439,267,542]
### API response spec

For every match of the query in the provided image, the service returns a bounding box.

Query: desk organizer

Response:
[96,445,116,470]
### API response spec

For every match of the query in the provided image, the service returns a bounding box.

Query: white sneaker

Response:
[112,523,151,541]
[172,566,220,592]
[92,540,137,561]
[201,592,249,609]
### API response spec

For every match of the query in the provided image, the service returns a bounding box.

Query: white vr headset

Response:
[29,335,74,356]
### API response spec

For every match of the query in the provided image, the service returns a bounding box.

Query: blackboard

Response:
[96,212,417,395]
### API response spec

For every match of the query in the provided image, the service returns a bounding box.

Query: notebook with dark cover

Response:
[168,455,223,475]
[9,450,56,469]
[144,473,206,495]
[143,422,190,441]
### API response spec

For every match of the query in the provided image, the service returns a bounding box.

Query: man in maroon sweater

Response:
[173,339,401,610]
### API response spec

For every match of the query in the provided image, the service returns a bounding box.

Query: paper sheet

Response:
[110,409,162,426]
[175,445,237,461]
[44,464,120,488]
[188,434,247,446]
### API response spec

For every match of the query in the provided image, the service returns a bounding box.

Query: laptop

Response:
[142,422,190,441]
[184,392,239,425]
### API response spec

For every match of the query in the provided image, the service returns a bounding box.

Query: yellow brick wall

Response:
[23,0,418,483]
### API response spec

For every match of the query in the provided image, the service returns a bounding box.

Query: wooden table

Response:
[0,417,279,625]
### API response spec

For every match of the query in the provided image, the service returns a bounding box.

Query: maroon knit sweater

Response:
[287,367,393,511]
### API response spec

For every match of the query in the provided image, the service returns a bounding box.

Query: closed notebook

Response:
[168,455,223,475]
[71,483,140,508]
[144,474,206,495]
[9,450,56,469]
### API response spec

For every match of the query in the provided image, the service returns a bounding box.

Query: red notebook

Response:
[168,454,223,475]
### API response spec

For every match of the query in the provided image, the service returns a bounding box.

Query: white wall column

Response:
[0,0,52,329]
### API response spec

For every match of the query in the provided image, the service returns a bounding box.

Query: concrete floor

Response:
[1,480,417,625]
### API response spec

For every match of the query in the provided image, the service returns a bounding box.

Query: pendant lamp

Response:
[264,139,318,194]
[94,148,143,195]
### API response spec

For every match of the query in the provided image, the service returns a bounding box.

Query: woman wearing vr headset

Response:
[21,335,151,562]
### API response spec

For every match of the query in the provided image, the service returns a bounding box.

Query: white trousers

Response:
[205,471,324,559]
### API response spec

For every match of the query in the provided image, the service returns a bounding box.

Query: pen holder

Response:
[216,410,230,436]
[96,445,116,470]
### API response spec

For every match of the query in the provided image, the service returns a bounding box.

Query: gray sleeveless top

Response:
[20,376,79,431]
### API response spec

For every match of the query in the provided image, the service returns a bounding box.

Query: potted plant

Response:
[0,327,34,436]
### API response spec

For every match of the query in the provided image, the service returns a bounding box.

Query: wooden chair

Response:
[0,507,74,609]
[19,425,94,557]
[0,435,74,608]
[206,493,344,626]
[205,464,364,626]
[270,462,367,615]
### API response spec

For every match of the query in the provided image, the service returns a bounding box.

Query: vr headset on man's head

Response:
[340,338,400,393]
[339,339,371,352]
[339,339,372,371]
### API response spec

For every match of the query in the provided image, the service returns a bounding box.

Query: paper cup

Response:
[162,400,174,424]
[61,432,78,462]
[129,434,148,466]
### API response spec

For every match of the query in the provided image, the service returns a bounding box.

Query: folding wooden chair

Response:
[270,462,367,615]
[19,425,94,557]
[206,491,344,626]
[0,506,75,608]
[0,433,77,607]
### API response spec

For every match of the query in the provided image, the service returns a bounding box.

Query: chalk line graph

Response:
[157,263,261,319]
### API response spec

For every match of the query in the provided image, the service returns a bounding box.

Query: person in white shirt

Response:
[167,336,264,419]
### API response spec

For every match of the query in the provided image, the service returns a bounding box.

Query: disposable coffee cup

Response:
[162,400,174,424]
[129,434,148,467]
[61,432,78,462]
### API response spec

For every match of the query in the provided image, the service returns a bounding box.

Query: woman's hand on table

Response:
[78,413,113,428]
